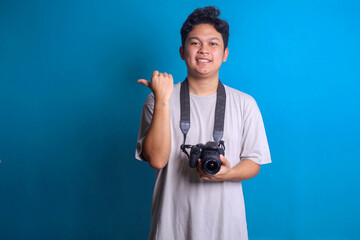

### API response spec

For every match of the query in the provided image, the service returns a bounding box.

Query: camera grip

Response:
[189,145,202,168]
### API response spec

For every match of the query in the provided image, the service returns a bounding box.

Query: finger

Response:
[201,175,213,181]
[196,165,202,175]
[137,79,151,88]
[219,154,230,167]
[197,160,207,175]
[152,70,159,78]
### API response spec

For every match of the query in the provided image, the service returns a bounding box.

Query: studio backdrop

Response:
[1,0,359,239]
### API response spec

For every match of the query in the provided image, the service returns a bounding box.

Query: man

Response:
[135,6,271,240]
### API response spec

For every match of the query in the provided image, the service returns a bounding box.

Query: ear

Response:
[179,46,185,60]
[222,47,229,62]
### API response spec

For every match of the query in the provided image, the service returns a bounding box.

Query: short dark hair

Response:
[180,6,229,50]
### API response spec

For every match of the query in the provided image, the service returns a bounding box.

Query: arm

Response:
[198,95,271,181]
[197,155,260,182]
[137,71,174,169]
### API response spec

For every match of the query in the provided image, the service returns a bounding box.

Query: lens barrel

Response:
[202,158,221,175]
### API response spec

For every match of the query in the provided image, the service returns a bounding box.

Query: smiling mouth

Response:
[197,59,211,63]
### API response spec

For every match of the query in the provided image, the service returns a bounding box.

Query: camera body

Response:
[189,141,225,175]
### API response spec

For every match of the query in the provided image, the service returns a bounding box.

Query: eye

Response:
[191,42,199,45]
[210,42,218,46]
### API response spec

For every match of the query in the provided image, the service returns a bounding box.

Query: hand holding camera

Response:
[189,141,224,175]
[196,153,232,181]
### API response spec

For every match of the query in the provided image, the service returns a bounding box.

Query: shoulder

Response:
[169,82,182,103]
[223,85,264,123]
[144,92,155,107]
[224,84,257,107]
[173,81,182,95]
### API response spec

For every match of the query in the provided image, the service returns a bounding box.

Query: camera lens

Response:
[207,161,217,171]
[203,159,221,175]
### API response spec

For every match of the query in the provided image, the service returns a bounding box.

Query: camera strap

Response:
[180,78,226,158]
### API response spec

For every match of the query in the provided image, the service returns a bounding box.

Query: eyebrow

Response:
[187,36,220,41]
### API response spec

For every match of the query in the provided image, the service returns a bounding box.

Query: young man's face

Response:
[180,23,229,80]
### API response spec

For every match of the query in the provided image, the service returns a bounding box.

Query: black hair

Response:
[180,6,229,50]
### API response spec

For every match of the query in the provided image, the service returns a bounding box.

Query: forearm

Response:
[137,71,174,169]
[197,156,260,182]
[142,101,171,169]
[225,159,260,181]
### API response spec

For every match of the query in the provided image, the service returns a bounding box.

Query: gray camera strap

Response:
[180,78,226,157]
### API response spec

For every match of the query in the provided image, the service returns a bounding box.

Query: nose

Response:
[198,44,209,54]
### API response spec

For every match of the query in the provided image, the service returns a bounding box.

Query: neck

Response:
[187,75,219,96]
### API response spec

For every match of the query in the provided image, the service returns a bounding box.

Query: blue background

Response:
[1,0,359,239]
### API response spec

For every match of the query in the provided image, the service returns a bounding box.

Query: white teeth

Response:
[197,59,210,63]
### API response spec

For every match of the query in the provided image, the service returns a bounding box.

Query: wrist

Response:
[224,168,235,181]
[154,101,170,109]
[214,167,234,182]
[154,95,171,105]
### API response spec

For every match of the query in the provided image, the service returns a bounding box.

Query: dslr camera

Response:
[189,141,225,175]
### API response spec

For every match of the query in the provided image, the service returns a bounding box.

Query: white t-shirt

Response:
[135,82,271,240]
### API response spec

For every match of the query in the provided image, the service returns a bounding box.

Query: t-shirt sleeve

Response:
[240,97,271,165]
[135,93,155,161]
